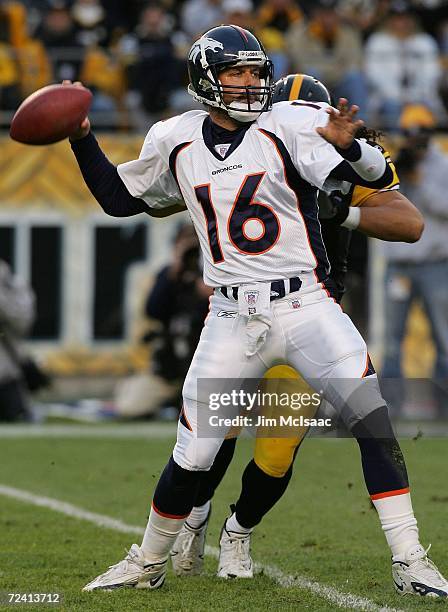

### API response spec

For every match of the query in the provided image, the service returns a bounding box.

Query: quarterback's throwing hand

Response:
[316,98,364,150]
[62,80,91,141]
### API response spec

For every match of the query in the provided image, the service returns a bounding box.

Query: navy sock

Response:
[153,456,203,516]
[351,406,409,496]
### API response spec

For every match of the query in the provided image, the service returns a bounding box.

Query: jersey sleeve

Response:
[350,142,400,207]
[117,122,184,209]
[277,103,345,190]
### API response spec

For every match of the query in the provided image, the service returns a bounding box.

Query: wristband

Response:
[335,140,361,162]
[341,206,361,230]
[345,140,386,181]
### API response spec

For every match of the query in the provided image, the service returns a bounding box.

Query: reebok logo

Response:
[212,164,242,176]
[217,310,237,318]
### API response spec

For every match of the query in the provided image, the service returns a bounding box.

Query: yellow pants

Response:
[254,365,318,477]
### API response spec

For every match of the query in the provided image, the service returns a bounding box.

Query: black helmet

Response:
[273,74,331,105]
[187,24,274,122]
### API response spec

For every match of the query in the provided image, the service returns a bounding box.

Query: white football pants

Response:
[174,281,385,471]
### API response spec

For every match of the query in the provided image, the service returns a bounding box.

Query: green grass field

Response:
[0,429,447,611]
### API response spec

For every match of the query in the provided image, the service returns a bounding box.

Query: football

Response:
[9,84,92,145]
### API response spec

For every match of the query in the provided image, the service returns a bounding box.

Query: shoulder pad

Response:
[260,100,329,129]
[150,110,206,146]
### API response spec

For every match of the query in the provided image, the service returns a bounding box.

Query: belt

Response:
[220,277,302,302]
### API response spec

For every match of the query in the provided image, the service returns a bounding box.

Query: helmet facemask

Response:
[215,60,273,122]
[188,38,274,122]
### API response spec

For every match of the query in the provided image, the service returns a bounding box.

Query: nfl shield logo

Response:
[218,145,228,158]
[291,299,301,309]
[244,291,259,306]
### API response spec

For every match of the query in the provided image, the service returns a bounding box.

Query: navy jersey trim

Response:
[258,128,330,282]
[291,100,322,111]
[363,354,376,378]
[202,116,251,161]
[179,405,193,431]
[168,141,193,187]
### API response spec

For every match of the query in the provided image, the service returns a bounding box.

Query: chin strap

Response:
[227,109,261,123]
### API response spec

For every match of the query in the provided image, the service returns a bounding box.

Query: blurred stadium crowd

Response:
[1,0,448,129]
[1,0,448,424]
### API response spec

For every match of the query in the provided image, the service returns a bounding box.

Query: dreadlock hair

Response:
[355,126,383,143]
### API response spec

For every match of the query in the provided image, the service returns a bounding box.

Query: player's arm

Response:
[328,144,393,189]
[67,85,185,219]
[327,189,424,243]
[356,190,424,242]
[316,99,393,189]
[329,144,424,242]
[70,132,170,217]
[287,99,393,191]
[70,132,186,218]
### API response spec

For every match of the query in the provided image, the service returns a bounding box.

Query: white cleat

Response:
[83,544,167,591]
[217,524,253,579]
[171,516,209,576]
[392,544,448,598]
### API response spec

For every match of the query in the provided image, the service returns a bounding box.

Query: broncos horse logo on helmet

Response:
[188,38,224,65]
[187,25,274,123]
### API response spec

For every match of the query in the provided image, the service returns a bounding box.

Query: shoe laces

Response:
[225,533,251,569]
[106,546,141,576]
[409,545,447,587]
[181,530,198,557]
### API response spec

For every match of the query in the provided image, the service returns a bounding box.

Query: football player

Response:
[66,26,446,598]
[168,75,440,598]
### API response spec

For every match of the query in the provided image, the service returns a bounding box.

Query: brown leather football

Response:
[10,84,93,145]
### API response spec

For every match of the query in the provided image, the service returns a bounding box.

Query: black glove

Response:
[328,192,350,225]
[319,191,350,225]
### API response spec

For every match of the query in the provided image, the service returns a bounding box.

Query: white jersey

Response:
[117,101,344,287]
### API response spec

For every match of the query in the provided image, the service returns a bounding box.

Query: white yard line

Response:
[0,484,403,612]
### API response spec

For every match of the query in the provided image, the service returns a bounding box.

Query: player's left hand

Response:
[63,80,91,141]
[316,98,364,149]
